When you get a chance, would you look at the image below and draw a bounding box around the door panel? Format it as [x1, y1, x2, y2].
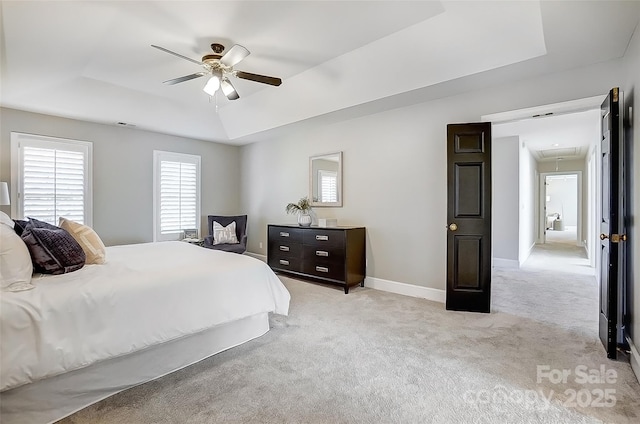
[446, 123, 492, 313]
[599, 87, 625, 359]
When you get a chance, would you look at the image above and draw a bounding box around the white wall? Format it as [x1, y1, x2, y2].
[0, 108, 241, 246]
[492, 136, 520, 266]
[519, 143, 536, 264]
[240, 56, 626, 290]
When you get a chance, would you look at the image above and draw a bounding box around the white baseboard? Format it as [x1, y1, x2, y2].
[246, 252, 267, 262]
[493, 258, 520, 269]
[365, 276, 445, 304]
[254, 252, 445, 303]
[627, 335, 640, 384]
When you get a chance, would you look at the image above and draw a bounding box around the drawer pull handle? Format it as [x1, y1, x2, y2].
[279, 259, 290, 266]
[280, 232, 290, 237]
[279, 246, 290, 252]
[316, 250, 329, 257]
[316, 266, 329, 273]
[316, 235, 329, 241]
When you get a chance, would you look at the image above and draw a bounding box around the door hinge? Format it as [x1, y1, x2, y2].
[611, 234, 627, 243]
[613, 87, 619, 102]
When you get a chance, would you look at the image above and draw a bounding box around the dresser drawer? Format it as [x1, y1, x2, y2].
[303, 244, 344, 262]
[268, 254, 302, 273]
[269, 226, 303, 243]
[303, 260, 345, 281]
[302, 229, 345, 250]
[268, 239, 302, 258]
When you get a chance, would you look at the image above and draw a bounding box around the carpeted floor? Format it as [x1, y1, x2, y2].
[60, 266, 640, 424]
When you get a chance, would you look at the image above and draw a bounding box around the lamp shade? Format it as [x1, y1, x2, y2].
[203, 75, 220, 95]
[0, 182, 9, 206]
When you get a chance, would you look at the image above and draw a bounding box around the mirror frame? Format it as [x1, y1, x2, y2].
[309, 151, 343, 207]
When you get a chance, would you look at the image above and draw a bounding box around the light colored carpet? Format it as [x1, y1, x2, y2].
[60, 269, 640, 424]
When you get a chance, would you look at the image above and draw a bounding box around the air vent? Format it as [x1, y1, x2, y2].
[539, 147, 579, 158]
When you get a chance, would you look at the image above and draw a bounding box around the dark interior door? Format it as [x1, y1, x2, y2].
[446, 123, 492, 313]
[599, 87, 626, 359]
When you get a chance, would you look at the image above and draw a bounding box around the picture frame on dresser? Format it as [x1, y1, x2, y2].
[267, 224, 366, 294]
[183, 229, 198, 239]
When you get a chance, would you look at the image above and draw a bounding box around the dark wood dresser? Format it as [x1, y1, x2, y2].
[267, 224, 366, 293]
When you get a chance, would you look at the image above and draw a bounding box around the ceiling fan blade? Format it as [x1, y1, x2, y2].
[163, 72, 207, 85]
[221, 79, 240, 100]
[151, 45, 203, 65]
[235, 71, 282, 86]
[220, 44, 250, 67]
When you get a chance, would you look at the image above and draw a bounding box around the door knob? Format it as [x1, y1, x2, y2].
[449, 223, 458, 231]
[600, 233, 609, 240]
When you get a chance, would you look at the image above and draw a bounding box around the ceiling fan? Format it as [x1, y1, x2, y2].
[151, 43, 282, 100]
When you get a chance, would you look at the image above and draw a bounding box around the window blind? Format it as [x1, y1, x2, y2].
[319, 170, 338, 203]
[153, 151, 201, 241]
[159, 160, 198, 234]
[12, 133, 92, 226]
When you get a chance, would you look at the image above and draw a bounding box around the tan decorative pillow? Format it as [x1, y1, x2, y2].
[213, 221, 239, 245]
[58, 217, 106, 264]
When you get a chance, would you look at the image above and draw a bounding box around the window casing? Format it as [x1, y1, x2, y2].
[153, 151, 201, 242]
[11, 132, 93, 226]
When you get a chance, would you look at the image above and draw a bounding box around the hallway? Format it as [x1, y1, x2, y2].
[522, 226, 594, 276]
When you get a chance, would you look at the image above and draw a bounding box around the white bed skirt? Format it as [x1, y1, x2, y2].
[0, 312, 270, 424]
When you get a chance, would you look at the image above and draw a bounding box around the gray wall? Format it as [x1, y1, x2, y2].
[622, 21, 640, 379]
[492, 136, 520, 264]
[0, 108, 241, 246]
[240, 57, 626, 290]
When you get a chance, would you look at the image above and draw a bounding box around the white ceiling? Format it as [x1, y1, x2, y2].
[1, 1, 639, 145]
[493, 108, 602, 162]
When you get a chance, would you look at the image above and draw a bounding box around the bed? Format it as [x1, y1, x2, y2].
[0, 241, 290, 424]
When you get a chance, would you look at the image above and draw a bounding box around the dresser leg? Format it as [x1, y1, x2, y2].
[344, 286, 349, 294]
[360, 281, 364, 287]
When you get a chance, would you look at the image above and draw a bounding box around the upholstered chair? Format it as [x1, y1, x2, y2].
[203, 215, 247, 254]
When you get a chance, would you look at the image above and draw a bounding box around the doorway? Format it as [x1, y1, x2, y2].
[540, 172, 581, 246]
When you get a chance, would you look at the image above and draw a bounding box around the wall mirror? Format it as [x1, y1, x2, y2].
[310, 151, 342, 207]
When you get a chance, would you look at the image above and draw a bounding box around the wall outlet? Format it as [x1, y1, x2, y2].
[259, 242, 263, 249]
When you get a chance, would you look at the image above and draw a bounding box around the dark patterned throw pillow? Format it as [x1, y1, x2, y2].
[20, 218, 86, 275]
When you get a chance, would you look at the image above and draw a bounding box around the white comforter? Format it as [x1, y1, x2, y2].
[0, 241, 290, 392]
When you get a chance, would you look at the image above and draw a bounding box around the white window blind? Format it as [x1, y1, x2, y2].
[11, 133, 92, 226]
[319, 170, 338, 203]
[153, 151, 201, 241]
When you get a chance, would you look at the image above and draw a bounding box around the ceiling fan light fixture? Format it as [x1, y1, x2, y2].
[221, 78, 239, 100]
[203, 75, 220, 95]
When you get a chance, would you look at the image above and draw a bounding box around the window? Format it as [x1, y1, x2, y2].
[11, 132, 93, 225]
[153, 151, 201, 241]
[318, 170, 338, 203]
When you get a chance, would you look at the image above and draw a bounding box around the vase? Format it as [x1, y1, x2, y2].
[298, 213, 312, 227]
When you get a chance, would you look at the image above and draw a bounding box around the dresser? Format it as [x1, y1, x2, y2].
[267, 224, 366, 294]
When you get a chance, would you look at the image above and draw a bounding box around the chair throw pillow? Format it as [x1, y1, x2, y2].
[59, 217, 107, 264]
[20, 218, 86, 275]
[213, 221, 239, 245]
[0, 224, 34, 292]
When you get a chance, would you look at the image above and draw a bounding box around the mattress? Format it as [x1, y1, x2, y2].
[0, 241, 290, 392]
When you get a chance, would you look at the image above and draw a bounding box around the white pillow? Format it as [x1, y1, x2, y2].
[0, 224, 34, 292]
[0, 211, 14, 229]
[213, 221, 239, 245]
